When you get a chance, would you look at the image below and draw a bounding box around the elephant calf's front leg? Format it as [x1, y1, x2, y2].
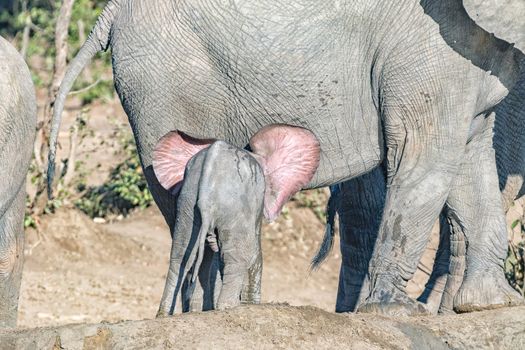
[182, 246, 220, 312]
[359, 117, 466, 316]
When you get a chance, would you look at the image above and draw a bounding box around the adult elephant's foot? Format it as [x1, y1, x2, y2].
[453, 272, 524, 313]
[335, 271, 371, 313]
[358, 289, 430, 317]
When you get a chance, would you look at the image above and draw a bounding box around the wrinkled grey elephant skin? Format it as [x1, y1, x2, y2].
[48, 0, 524, 316]
[326, 62, 525, 314]
[0, 36, 37, 328]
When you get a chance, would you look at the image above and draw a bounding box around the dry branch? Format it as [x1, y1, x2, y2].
[31, 0, 76, 214]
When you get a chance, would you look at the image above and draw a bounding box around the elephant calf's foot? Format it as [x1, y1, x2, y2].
[454, 272, 524, 313]
[358, 289, 429, 317]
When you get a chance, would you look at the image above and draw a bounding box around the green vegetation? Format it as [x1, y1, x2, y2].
[1, 0, 112, 101]
[506, 219, 525, 296]
[75, 134, 154, 219]
[292, 189, 328, 223]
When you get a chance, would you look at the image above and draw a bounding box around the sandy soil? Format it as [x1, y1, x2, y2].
[7, 303, 525, 349]
[17, 199, 343, 328]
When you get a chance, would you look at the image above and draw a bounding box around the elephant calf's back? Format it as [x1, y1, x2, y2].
[197, 142, 265, 221]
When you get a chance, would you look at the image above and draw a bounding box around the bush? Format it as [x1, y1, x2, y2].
[1, 0, 112, 97]
[506, 220, 525, 296]
[291, 188, 329, 223]
[75, 136, 153, 219]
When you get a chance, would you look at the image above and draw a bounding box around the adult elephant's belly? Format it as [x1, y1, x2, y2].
[111, 1, 382, 188]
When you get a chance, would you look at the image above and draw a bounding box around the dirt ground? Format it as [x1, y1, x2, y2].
[18, 198, 347, 328]
[7, 304, 525, 350]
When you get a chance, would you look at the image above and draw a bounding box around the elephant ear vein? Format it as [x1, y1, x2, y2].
[250, 124, 320, 221]
[152, 131, 214, 195]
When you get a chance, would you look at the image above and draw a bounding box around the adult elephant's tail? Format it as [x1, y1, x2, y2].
[47, 0, 123, 198]
[311, 185, 339, 270]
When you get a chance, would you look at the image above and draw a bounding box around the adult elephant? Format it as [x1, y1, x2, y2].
[49, 0, 524, 316]
[324, 57, 525, 314]
[326, 61, 525, 315]
[0, 36, 37, 327]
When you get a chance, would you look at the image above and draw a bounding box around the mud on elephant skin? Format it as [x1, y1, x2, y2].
[0, 36, 37, 328]
[48, 0, 524, 316]
[155, 125, 320, 314]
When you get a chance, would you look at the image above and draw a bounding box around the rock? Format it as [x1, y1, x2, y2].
[2, 304, 525, 349]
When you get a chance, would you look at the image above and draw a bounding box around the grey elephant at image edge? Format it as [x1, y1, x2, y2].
[153, 126, 319, 314]
[0, 36, 37, 328]
[48, 0, 525, 315]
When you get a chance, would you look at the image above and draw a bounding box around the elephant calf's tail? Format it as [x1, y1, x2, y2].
[47, 0, 123, 198]
[310, 186, 339, 270]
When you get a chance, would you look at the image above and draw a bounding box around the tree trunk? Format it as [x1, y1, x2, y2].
[32, 0, 76, 213]
[19, 0, 30, 60]
[41, 0, 76, 164]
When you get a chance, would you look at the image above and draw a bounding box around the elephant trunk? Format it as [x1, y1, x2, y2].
[47, 0, 121, 198]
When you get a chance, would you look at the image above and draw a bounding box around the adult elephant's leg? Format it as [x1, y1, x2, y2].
[143, 167, 177, 231]
[335, 167, 385, 312]
[0, 187, 25, 328]
[416, 213, 451, 314]
[358, 103, 467, 316]
[447, 117, 523, 313]
[438, 207, 466, 314]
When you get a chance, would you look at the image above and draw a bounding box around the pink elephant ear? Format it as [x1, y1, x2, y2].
[153, 131, 214, 195]
[250, 125, 320, 221]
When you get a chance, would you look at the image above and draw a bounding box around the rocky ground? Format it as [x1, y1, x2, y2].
[5, 304, 525, 349]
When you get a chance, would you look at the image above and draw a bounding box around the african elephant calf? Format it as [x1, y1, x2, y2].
[0, 36, 37, 327]
[155, 125, 320, 314]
